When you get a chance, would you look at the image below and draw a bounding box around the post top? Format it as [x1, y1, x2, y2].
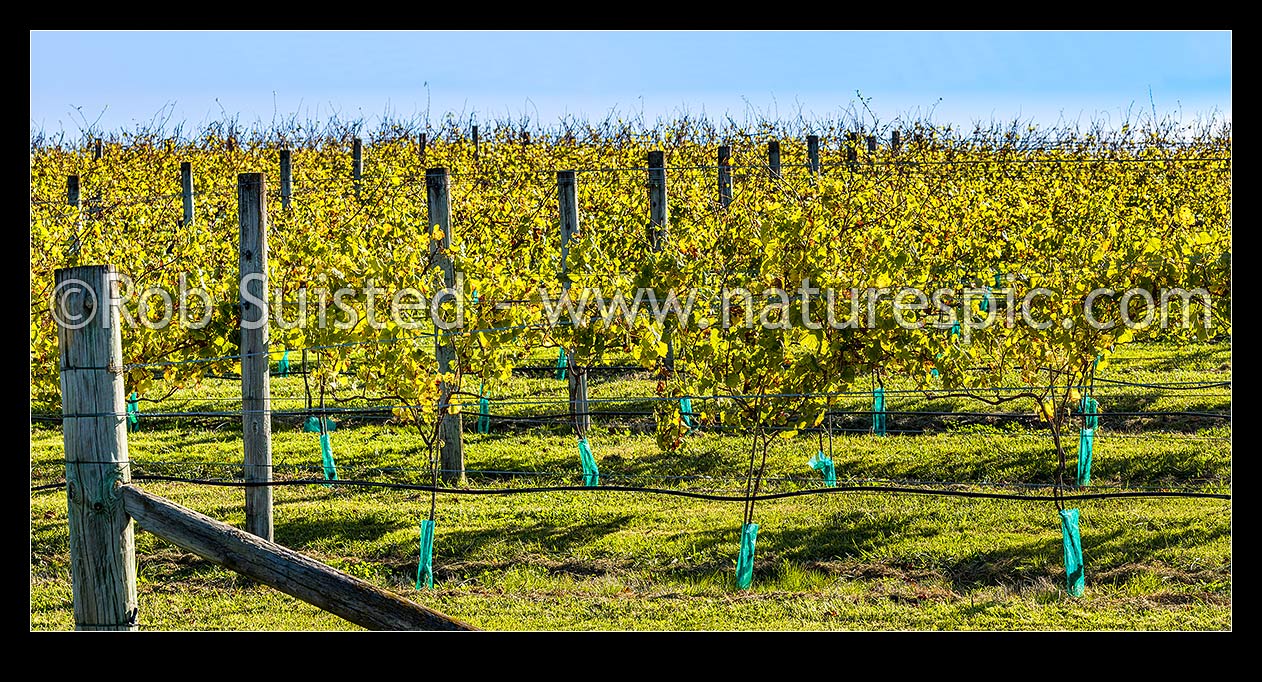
[54, 263, 115, 280]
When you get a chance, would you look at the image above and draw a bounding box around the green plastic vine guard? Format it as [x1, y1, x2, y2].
[303, 416, 337, 433]
[1060, 508, 1086, 598]
[319, 432, 339, 483]
[416, 519, 435, 590]
[478, 395, 491, 434]
[277, 349, 290, 377]
[126, 392, 140, 432]
[1078, 390, 1099, 487]
[735, 522, 760, 590]
[680, 396, 695, 429]
[808, 451, 836, 486]
[1080, 395, 1099, 429]
[555, 347, 567, 380]
[1077, 428, 1094, 486]
[872, 387, 886, 436]
[578, 438, 600, 487]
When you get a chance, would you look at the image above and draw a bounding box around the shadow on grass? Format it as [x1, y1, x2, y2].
[442, 514, 637, 558]
[276, 513, 411, 549]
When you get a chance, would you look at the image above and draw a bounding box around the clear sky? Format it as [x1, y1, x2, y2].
[29, 30, 1231, 136]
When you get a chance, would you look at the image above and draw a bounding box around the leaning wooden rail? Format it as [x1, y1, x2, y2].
[121, 485, 475, 631]
[55, 263, 474, 631]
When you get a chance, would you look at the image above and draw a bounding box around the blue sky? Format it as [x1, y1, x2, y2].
[29, 31, 1231, 136]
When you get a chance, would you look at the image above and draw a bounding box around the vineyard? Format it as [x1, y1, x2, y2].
[29, 116, 1232, 630]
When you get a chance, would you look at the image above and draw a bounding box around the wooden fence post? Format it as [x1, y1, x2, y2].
[419, 133, 427, 164]
[717, 145, 732, 208]
[557, 170, 590, 435]
[279, 149, 292, 210]
[807, 135, 820, 175]
[648, 150, 667, 250]
[891, 130, 901, 154]
[472, 126, 479, 160]
[558, 171, 578, 289]
[238, 173, 273, 541]
[353, 137, 363, 200]
[180, 162, 194, 227]
[56, 264, 138, 630]
[427, 168, 465, 484]
[846, 132, 859, 169]
[89, 139, 103, 218]
[66, 176, 83, 256]
[646, 150, 673, 369]
[767, 141, 781, 178]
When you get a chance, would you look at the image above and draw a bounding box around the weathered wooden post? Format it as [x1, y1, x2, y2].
[427, 168, 465, 484]
[647, 150, 673, 369]
[807, 135, 820, 175]
[353, 137, 363, 200]
[558, 171, 578, 288]
[891, 130, 901, 153]
[238, 173, 273, 541]
[419, 133, 428, 164]
[89, 139, 103, 218]
[472, 125, 479, 160]
[180, 162, 195, 227]
[56, 264, 138, 630]
[846, 132, 859, 169]
[557, 170, 590, 434]
[767, 140, 781, 178]
[66, 171, 83, 243]
[66, 176, 83, 256]
[717, 145, 732, 208]
[648, 150, 667, 250]
[279, 149, 292, 210]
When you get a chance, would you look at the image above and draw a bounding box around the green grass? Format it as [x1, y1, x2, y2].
[29, 341, 1231, 630]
